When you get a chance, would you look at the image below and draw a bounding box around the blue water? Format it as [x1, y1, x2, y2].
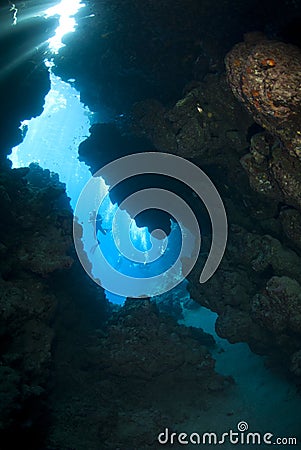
[10, 71, 92, 210]
[7, 0, 192, 303]
[9, 68, 185, 303]
[7, 4, 301, 444]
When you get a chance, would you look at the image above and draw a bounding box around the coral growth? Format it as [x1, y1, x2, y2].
[189, 226, 301, 362]
[225, 32, 301, 158]
[94, 298, 219, 383]
[0, 164, 74, 434]
[130, 40, 301, 376]
[132, 75, 252, 163]
[47, 299, 230, 450]
[240, 131, 301, 210]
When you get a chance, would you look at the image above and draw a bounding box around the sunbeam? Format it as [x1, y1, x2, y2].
[44, 0, 85, 53]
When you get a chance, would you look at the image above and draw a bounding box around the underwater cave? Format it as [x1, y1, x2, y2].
[1, 0, 301, 448]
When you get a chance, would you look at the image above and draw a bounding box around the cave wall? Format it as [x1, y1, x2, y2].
[52, 0, 301, 114]
[0, 4, 111, 446]
[49, 0, 301, 378]
[1, 0, 301, 447]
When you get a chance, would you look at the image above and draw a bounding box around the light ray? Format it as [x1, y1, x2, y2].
[44, 0, 85, 53]
[0, 41, 48, 80]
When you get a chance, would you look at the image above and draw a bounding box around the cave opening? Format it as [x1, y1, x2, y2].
[8, 63, 194, 303]
[3, 0, 301, 447]
[8, 0, 198, 305]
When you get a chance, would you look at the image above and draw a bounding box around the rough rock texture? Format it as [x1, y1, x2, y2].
[0, 163, 111, 448]
[47, 298, 230, 450]
[0, 164, 74, 439]
[128, 39, 301, 376]
[189, 226, 301, 365]
[251, 276, 301, 335]
[53, 0, 301, 115]
[95, 299, 218, 382]
[2, 0, 301, 447]
[241, 132, 301, 210]
[280, 208, 301, 251]
[207, 34, 301, 370]
[130, 71, 280, 237]
[152, 282, 202, 322]
[132, 75, 253, 163]
[225, 33, 301, 159]
[225, 35, 301, 226]
[224, 33, 301, 253]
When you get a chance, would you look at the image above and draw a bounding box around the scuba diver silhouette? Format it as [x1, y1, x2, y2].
[89, 211, 110, 254]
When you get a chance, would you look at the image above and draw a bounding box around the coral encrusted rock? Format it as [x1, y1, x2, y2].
[225, 32, 301, 159]
[0, 163, 74, 434]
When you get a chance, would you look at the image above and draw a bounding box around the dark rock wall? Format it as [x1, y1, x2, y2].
[1, 0, 301, 448]
[0, 164, 110, 447]
[58, 0, 301, 380]
[0, 4, 110, 447]
[53, 0, 301, 114]
[0, 7, 58, 444]
[132, 54, 301, 374]
[46, 298, 230, 450]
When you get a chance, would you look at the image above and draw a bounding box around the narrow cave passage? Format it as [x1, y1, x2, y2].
[9, 64, 189, 302]
[2, 0, 301, 448]
[9, 69, 93, 209]
[8, 0, 193, 303]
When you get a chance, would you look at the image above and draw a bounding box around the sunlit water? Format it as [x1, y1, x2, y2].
[44, 0, 85, 53]
[9, 67, 184, 302]
[8, 0, 185, 303]
[10, 71, 92, 210]
[5, 0, 301, 443]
